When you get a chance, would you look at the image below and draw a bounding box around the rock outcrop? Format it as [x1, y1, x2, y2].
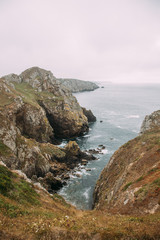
[57, 78, 99, 93]
[0, 67, 96, 192]
[82, 107, 96, 122]
[93, 111, 160, 215]
[2, 67, 89, 139]
[140, 110, 160, 134]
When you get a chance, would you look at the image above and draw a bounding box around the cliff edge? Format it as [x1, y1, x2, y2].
[0, 67, 96, 192]
[93, 111, 160, 215]
[57, 78, 99, 93]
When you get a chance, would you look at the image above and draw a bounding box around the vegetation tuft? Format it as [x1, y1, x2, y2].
[0, 165, 40, 206]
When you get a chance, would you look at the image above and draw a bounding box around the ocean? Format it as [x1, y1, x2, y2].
[58, 83, 160, 210]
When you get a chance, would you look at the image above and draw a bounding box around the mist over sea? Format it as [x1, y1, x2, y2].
[59, 82, 160, 209]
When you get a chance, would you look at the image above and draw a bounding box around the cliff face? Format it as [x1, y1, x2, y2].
[93, 111, 160, 215]
[0, 67, 96, 191]
[57, 78, 99, 93]
[140, 110, 160, 134]
[2, 67, 89, 139]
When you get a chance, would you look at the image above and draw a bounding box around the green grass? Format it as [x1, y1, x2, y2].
[0, 165, 14, 194]
[152, 178, 160, 187]
[136, 176, 144, 182]
[13, 82, 39, 107]
[0, 141, 12, 156]
[0, 197, 29, 218]
[134, 186, 148, 200]
[0, 94, 13, 106]
[122, 182, 133, 191]
[52, 194, 70, 207]
[13, 82, 63, 108]
[0, 165, 40, 206]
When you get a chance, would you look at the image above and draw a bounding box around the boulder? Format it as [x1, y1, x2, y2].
[82, 107, 96, 122]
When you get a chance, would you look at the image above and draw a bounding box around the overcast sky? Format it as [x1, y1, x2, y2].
[0, 0, 160, 83]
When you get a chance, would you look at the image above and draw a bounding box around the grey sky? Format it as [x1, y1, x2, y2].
[0, 0, 160, 83]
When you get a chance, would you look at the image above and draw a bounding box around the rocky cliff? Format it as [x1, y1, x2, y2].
[93, 111, 160, 215]
[2, 67, 90, 139]
[57, 78, 99, 93]
[0, 67, 96, 191]
[140, 110, 160, 134]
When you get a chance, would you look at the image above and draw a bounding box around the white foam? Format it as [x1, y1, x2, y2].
[101, 149, 108, 154]
[90, 135, 101, 140]
[58, 142, 67, 148]
[83, 187, 91, 199]
[126, 115, 140, 119]
[117, 125, 123, 129]
[132, 129, 139, 133]
[83, 134, 91, 138]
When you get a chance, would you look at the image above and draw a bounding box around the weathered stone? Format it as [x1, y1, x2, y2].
[82, 107, 96, 122]
[140, 110, 160, 134]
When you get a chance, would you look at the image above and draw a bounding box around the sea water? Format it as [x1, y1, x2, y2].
[58, 83, 160, 210]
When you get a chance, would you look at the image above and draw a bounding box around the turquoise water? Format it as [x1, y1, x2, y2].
[59, 83, 160, 210]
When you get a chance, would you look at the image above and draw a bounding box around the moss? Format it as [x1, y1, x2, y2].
[0, 141, 12, 156]
[122, 182, 133, 191]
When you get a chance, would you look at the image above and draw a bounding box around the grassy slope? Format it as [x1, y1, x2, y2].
[0, 165, 160, 240]
[0, 81, 63, 109]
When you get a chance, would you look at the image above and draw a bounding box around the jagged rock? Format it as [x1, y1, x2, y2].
[16, 103, 54, 142]
[42, 172, 64, 192]
[140, 110, 160, 134]
[2, 67, 90, 139]
[81, 159, 88, 165]
[3, 73, 22, 83]
[65, 141, 81, 157]
[82, 107, 96, 122]
[0, 67, 97, 193]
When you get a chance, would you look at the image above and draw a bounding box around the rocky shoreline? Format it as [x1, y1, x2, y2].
[0, 66, 98, 194]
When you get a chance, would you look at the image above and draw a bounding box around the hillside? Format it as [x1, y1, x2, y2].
[93, 111, 160, 215]
[0, 163, 160, 240]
